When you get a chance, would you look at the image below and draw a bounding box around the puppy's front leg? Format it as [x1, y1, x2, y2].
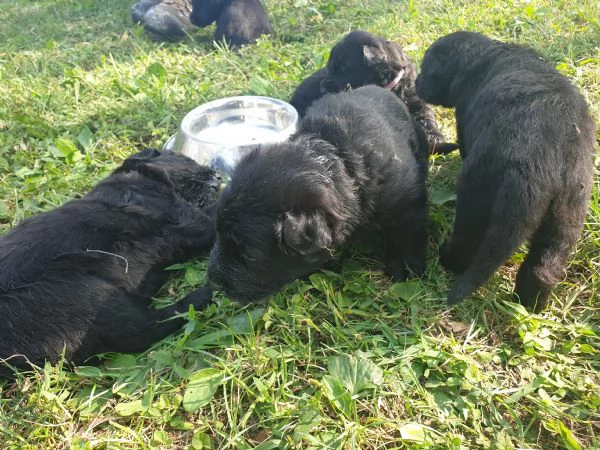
[165, 210, 216, 257]
[381, 201, 428, 281]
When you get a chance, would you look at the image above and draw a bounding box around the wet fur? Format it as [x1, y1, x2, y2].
[209, 86, 429, 302]
[416, 31, 596, 311]
[0, 149, 219, 377]
[190, 0, 272, 48]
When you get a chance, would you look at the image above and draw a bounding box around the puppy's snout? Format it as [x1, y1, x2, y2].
[415, 75, 423, 95]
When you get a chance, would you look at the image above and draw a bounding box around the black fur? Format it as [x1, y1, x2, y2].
[208, 86, 429, 302]
[289, 68, 327, 117]
[290, 30, 457, 155]
[190, 0, 272, 48]
[416, 31, 596, 311]
[0, 149, 220, 377]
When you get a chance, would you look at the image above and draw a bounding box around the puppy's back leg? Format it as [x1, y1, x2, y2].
[515, 195, 589, 311]
[447, 172, 547, 305]
[440, 173, 496, 273]
[85, 288, 214, 358]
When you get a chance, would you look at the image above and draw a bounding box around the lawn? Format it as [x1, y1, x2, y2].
[0, 0, 599, 448]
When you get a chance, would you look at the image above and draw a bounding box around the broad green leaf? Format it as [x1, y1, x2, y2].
[292, 405, 323, 443]
[226, 308, 265, 334]
[146, 62, 167, 79]
[169, 417, 195, 430]
[115, 399, 147, 416]
[327, 354, 383, 396]
[106, 354, 138, 371]
[321, 374, 354, 418]
[254, 439, 281, 450]
[184, 265, 204, 286]
[186, 330, 234, 349]
[183, 368, 224, 412]
[74, 366, 104, 378]
[52, 137, 78, 157]
[309, 273, 331, 293]
[492, 428, 514, 450]
[77, 126, 93, 151]
[398, 423, 429, 443]
[152, 430, 173, 446]
[389, 280, 423, 301]
[70, 438, 92, 450]
[190, 431, 211, 449]
[149, 350, 173, 365]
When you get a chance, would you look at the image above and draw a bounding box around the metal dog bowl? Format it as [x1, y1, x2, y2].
[164, 96, 299, 181]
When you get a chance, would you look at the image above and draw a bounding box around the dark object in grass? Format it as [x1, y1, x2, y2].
[416, 31, 596, 311]
[132, 0, 162, 22]
[0, 149, 220, 378]
[208, 86, 429, 302]
[289, 30, 458, 155]
[190, 0, 272, 49]
[131, 0, 196, 41]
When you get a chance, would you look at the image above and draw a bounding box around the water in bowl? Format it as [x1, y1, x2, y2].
[195, 121, 283, 147]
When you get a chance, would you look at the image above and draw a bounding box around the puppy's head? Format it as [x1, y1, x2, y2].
[322, 30, 416, 93]
[190, 0, 222, 27]
[117, 149, 221, 208]
[416, 31, 493, 107]
[208, 140, 354, 302]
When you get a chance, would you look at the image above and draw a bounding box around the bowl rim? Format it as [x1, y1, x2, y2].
[178, 95, 299, 144]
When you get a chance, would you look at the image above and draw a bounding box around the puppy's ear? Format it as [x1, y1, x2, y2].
[276, 210, 332, 260]
[119, 148, 161, 171]
[130, 148, 162, 159]
[117, 151, 175, 189]
[362, 44, 387, 67]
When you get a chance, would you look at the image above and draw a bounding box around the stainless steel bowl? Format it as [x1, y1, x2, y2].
[164, 96, 298, 181]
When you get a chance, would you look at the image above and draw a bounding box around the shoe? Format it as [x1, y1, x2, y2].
[131, 0, 162, 23]
[143, 0, 195, 40]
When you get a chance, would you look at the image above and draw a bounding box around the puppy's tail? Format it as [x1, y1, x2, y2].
[447, 172, 546, 305]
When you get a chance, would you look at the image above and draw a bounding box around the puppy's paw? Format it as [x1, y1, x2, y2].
[446, 282, 469, 307]
[439, 240, 468, 273]
[177, 287, 214, 313]
[385, 257, 424, 282]
[513, 285, 550, 313]
[445, 292, 464, 308]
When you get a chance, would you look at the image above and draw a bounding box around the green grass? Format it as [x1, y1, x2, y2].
[1, 0, 599, 448]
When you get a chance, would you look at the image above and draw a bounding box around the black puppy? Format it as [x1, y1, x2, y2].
[290, 30, 456, 154]
[208, 85, 429, 302]
[190, 0, 272, 48]
[416, 31, 595, 311]
[0, 149, 220, 377]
